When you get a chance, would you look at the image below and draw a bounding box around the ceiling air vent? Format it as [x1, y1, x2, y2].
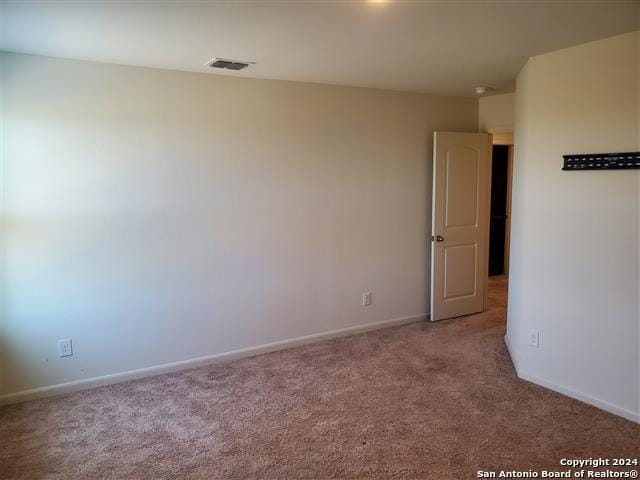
[206, 58, 255, 71]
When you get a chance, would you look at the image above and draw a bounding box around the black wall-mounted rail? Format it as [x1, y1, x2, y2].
[562, 152, 640, 171]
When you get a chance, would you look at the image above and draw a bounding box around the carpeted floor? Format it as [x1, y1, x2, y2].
[1, 276, 638, 479]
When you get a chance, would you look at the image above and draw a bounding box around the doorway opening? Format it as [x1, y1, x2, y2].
[488, 134, 514, 278]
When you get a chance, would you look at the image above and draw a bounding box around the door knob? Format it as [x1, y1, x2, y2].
[431, 235, 444, 242]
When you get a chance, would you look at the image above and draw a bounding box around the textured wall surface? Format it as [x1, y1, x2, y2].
[507, 31, 640, 420]
[1, 53, 478, 396]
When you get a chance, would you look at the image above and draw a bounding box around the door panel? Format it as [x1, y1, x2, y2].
[443, 244, 477, 299]
[431, 132, 490, 321]
[445, 148, 479, 227]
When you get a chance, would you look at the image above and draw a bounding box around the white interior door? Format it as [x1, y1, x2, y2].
[430, 132, 490, 321]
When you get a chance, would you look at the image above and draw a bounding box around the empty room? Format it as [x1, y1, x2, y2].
[1, 1, 639, 479]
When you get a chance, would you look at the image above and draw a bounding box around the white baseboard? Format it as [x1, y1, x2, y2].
[0, 313, 427, 406]
[504, 335, 639, 424]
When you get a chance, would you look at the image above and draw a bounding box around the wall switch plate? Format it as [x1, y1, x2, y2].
[58, 338, 73, 357]
[362, 292, 372, 306]
[528, 330, 539, 348]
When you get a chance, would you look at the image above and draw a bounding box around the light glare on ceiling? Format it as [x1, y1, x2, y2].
[474, 86, 493, 95]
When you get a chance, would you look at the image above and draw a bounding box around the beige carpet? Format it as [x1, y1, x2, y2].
[1, 277, 638, 479]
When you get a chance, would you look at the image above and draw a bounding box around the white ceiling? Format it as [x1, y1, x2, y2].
[1, 1, 638, 97]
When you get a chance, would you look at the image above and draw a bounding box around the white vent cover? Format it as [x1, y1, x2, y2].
[206, 58, 255, 71]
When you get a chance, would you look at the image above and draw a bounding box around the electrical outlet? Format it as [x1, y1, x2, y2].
[528, 330, 539, 348]
[362, 292, 372, 306]
[58, 338, 73, 357]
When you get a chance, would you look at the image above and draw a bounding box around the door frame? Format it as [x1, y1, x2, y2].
[490, 132, 514, 277]
[483, 139, 493, 311]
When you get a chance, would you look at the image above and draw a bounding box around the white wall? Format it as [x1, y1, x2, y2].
[507, 31, 640, 422]
[0, 53, 478, 398]
[478, 93, 515, 134]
